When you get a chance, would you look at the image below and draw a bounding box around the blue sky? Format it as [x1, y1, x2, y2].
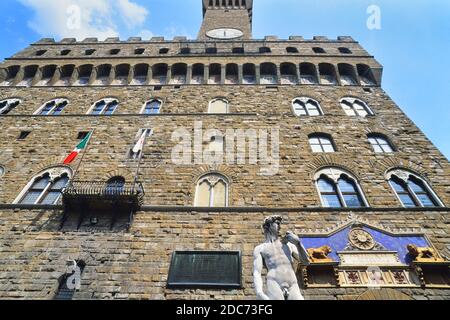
[0, 0, 449, 160]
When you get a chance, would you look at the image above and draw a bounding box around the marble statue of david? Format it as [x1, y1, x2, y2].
[253, 215, 310, 300]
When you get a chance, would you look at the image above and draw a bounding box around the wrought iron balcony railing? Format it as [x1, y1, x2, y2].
[62, 181, 145, 211]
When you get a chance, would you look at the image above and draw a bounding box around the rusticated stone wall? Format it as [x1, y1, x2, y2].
[0, 208, 448, 300]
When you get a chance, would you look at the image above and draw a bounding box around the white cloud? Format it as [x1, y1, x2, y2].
[117, 0, 148, 28]
[18, 0, 149, 40]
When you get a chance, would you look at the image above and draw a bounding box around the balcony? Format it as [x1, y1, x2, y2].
[63, 180, 144, 210]
[61, 180, 144, 231]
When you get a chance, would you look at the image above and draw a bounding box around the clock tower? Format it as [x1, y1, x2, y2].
[198, 0, 253, 40]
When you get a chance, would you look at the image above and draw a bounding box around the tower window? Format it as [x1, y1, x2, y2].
[339, 47, 352, 54]
[208, 98, 229, 114]
[0, 99, 21, 115]
[292, 97, 322, 117]
[85, 49, 96, 56]
[315, 168, 367, 208]
[259, 47, 271, 54]
[309, 134, 336, 153]
[35, 50, 47, 56]
[15, 167, 72, 205]
[206, 47, 217, 54]
[286, 47, 299, 53]
[313, 47, 326, 54]
[195, 174, 229, 207]
[159, 48, 169, 54]
[340, 97, 373, 117]
[134, 48, 145, 55]
[232, 47, 244, 54]
[110, 49, 120, 55]
[18, 131, 31, 140]
[60, 49, 71, 56]
[36, 99, 69, 116]
[387, 169, 442, 208]
[368, 134, 394, 153]
[89, 98, 119, 115]
[142, 99, 162, 114]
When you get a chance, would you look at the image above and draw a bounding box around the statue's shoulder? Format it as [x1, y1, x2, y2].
[253, 243, 266, 255]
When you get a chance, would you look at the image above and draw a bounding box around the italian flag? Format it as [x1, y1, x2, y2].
[63, 132, 92, 164]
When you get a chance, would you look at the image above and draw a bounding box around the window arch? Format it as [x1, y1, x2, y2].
[386, 169, 442, 208]
[89, 98, 119, 115]
[194, 174, 229, 207]
[141, 99, 162, 114]
[15, 167, 72, 205]
[315, 168, 368, 208]
[105, 176, 126, 194]
[36, 99, 69, 115]
[340, 97, 373, 117]
[309, 133, 336, 153]
[368, 134, 394, 153]
[292, 97, 323, 117]
[0, 98, 21, 115]
[208, 98, 229, 114]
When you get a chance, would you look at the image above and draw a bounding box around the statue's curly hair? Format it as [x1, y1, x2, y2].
[263, 215, 283, 232]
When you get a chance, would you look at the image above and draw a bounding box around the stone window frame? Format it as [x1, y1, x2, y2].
[291, 97, 323, 117]
[34, 98, 69, 116]
[208, 97, 229, 114]
[340, 97, 374, 117]
[87, 98, 119, 115]
[14, 166, 72, 205]
[386, 169, 443, 208]
[308, 133, 336, 153]
[0, 98, 21, 115]
[194, 173, 229, 208]
[314, 167, 369, 208]
[140, 99, 163, 115]
[367, 133, 395, 153]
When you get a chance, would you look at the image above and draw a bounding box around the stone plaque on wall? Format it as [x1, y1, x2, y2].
[167, 251, 242, 289]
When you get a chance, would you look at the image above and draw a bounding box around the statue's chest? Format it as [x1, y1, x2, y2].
[262, 243, 292, 264]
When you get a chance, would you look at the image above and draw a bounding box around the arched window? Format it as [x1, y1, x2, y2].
[387, 169, 442, 208]
[0, 166, 5, 178]
[368, 134, 394, 153]
[36, 99, 68, 115]
[195, 174, 228, 207]
[208, 98, 229, 114]
[286, 47, 299, 53]
[340, 97, 373, 117]
[292, 97, 322, 117]
[105, 176, 125, 195]
[315, 168, 367, 208]
[89, 98, 119, 115]
[309, 134, 336, 153]
[0, 98, 21, 115]
[259, 47, 271, 54]
[142, 99, 162, 114]
[15, 167, 71, 205]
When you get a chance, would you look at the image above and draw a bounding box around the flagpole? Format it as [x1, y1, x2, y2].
[132, 129, 150, 193]
[71, 129, 95, 185]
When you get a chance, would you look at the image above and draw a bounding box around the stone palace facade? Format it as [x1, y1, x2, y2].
[0, 0, 448, 300]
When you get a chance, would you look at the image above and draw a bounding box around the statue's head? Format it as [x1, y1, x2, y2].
[263, 215, 283, 239]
